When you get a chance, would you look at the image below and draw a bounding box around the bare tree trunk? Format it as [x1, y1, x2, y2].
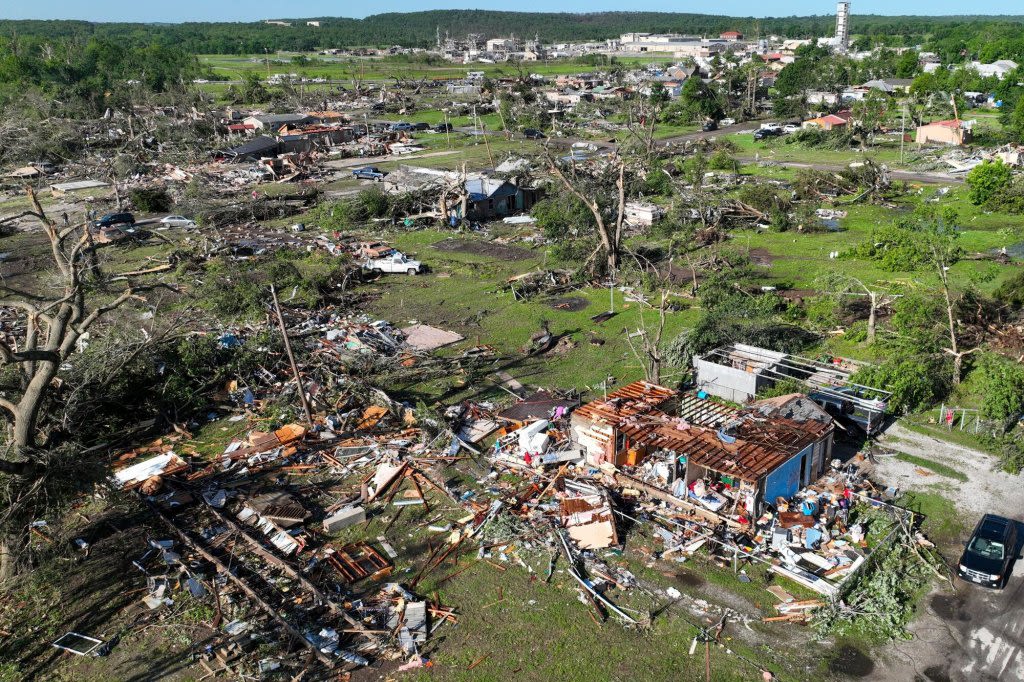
[939, 267, 963, 385]
[867, 291, 877, 345]
[546, 155, 623, 273]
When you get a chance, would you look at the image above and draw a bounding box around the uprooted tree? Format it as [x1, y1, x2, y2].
[0, 189, 172, 579]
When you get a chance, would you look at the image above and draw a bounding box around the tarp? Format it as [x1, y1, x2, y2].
[401, 324, 464, 351]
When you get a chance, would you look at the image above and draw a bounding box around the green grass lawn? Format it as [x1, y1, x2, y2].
[358, 229, 699, 403]
[892, 453, 969, 482]
[727, 131, 909, 167]
[897, 490, 968, 546]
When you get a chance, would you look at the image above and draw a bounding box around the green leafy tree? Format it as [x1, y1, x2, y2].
[977, 354, 1024, 424]
[1008, 103, 1024, 144]
[966, 159, 1013, 205]
[850, 90, 888, 149]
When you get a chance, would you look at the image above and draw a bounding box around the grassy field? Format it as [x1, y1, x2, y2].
[199, 53, 664, 85]
[359, 228, 699, 404]
[727, 130, 909, 167]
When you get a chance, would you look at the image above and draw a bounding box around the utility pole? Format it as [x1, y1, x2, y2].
[270, 284, 314, 428]
[900, 101, 906, 164]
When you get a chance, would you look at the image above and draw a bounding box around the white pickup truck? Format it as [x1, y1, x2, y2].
[363, 252, 423, 275]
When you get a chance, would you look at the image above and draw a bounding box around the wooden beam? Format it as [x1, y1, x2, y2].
[202, 504, 378, 643]
[147, 503, 336, 668]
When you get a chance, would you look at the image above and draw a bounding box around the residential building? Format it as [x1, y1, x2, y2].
[802, 113, 850, 131]
[243, 113, 315, 132]
[570, 382, 836, 516]
[218, 135, 279, 162]
[916, 119, 973, 146]
[569, 381, 679, 468]
[968, 60, 1018, 79]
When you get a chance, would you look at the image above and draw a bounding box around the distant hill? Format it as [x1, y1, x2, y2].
[1, 11, 1023, 53]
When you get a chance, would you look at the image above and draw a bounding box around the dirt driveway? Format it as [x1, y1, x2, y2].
[867, 423, 1024, 682]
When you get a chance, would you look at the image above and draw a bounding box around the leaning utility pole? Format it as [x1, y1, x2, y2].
[270, 283, 314, 427]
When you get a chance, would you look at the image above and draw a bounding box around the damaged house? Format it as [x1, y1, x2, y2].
[217, 135, 280, 162]
[694, 343, 890, 435]
[383, 166, 541, 221]
[243, 113, 315, 132]
[571, 382, 835, 517]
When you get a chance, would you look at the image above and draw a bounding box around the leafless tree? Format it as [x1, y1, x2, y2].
[0, 189, 173, 578]
[624, 289, 670, 383]
[820, 274, 902, 344]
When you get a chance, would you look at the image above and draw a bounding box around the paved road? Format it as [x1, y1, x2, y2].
[658, 120, 763, 145]
[868, 424, 1024, 682]
[910, 539, 1024, 682]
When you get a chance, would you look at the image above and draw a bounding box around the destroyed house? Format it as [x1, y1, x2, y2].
[276, 125, 351, 153]
[243, 113, 315, 132]
[570, 381, 679, 467]
[218, 135, 279, 162]
[384, 166, 540, 220]
[621, 394, 835, 516]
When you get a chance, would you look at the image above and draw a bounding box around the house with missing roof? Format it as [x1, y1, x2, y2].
[570, 381, 835, 517]
[916, 119, 973, 146]
[382, 166, 542, 220]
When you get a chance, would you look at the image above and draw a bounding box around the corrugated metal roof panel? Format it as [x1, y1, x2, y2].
[574, 381, 677, 426]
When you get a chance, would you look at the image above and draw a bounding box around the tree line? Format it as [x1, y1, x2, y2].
[0, 34, 203, 112]
[1, 12, 1024, 54]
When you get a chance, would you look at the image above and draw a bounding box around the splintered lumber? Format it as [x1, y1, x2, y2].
[325, 542, 392, 582]
[610, 470, 741, 529]
[147, 503, 336, 668]
[202, 504, 377, 643]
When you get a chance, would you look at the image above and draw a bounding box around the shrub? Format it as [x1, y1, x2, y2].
[966, 159, 1012, 206]
[976, 354, 1024, 424]
[130, 187, 173, 213]
[707, 150, 738, 172]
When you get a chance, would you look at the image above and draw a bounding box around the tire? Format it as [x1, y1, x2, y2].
[371, 268, 382, 275]
[407, 268, 417, 275]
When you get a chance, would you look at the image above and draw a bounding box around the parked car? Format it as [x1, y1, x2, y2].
[719, 117, 736, 127]
[390, 122, 414, 132]
[159, 215, 196, 228]
[363, 252, 423, 275]
[433, 123, 453, 133]
[753, 128, 782, 141]
[957, 514, 1019, 588]
[352, 167, 387, 181]
[411, 122, 430, 131]
[94, 212, 135, 228]
[522, 128, 546, 140]
[702, 120, 718, 132]
[782, 124, 800, 134]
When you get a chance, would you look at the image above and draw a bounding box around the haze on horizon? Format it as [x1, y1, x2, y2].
[3, 1, 1023, 24]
